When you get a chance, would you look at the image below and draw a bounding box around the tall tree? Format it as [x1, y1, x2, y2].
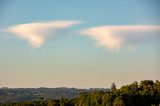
[111, 83, 116, 91]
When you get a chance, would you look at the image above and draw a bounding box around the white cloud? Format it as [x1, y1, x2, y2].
[3, 21, 81, 48]
[82, 25, 160, 51]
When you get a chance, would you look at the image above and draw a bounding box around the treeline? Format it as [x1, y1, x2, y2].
[1, 80, 160, 106]
[0, 87, 108, 103]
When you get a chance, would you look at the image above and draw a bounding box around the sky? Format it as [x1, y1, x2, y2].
[0, 0, 160, 88]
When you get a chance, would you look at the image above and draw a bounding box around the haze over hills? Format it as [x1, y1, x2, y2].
[0, 87, 109, 103]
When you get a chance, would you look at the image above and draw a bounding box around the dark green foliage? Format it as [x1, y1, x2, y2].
[1, 80, 160, 106]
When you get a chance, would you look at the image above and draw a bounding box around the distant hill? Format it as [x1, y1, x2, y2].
[0, 87, 109, 103]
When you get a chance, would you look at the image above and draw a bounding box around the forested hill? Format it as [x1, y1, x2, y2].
[1, 80, 160, 106]
[0, 87, 109, 103]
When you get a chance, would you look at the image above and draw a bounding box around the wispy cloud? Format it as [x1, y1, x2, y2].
[2, 21, 81, 48]
[82, 25, 160, 51]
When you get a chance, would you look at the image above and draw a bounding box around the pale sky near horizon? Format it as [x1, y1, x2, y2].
[0, 0, 160, 88]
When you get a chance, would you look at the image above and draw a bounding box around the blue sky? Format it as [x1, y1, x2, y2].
[0, 0, 160, 88]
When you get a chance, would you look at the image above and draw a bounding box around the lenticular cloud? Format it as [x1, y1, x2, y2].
[82, 25, 160, 51]
[3, 21, 81, 48]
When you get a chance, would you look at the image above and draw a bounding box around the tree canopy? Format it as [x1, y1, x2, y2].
[0, 80, 160, 106]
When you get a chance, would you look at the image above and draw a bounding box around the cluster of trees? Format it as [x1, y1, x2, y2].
[73, 80, 160, 106]
[0, 80, 160, 106]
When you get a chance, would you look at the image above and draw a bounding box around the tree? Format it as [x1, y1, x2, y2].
[47, 99, 53, 106]
[113, 97, 125, 106]
[111, 83, 116, 91]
